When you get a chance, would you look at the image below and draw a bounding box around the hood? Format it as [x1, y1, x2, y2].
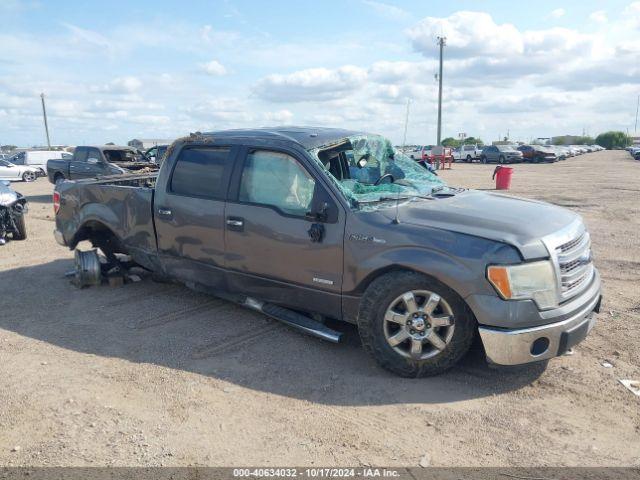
[381, 189, 580, 259]
[0, 183, 19, 206]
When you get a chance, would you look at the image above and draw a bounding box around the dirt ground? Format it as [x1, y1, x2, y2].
[0, 150, 638, 467]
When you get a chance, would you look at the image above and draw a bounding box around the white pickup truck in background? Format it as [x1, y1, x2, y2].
[452, 144, 483, 162]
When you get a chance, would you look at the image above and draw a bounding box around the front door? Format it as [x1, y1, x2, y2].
[0, 160, 21, 180]
[154, 145, 236, 289]
[224, 147, 345, 318]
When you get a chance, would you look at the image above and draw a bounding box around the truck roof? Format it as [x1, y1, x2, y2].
[202, 126, 365, 150]
[77, 145, 136, 151]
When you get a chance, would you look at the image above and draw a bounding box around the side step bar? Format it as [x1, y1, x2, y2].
[243, 297, 342, 343]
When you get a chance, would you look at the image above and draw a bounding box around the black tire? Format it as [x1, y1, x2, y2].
[466, 155, 472, 163]
[357, 271, 476, 377]
[54, 174, 65, 185]
[12, 213, 27, 240]
[498, 155, 506, 164]
[480, 155, 487, 164]
[22, 171, 36, 182]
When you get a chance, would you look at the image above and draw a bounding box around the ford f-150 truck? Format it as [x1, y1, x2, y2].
[47, 145, 157, 184]
[52, 127, 602, 377]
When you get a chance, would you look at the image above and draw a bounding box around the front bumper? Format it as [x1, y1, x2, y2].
[478, 289, 602, 366]
[53, 228, 66, 246]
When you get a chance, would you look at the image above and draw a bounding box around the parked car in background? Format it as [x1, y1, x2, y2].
[480, 145, 523, 164]
[407, 145, 433, 162]
[0, 179, 28, 244]
[453, 144, 483, 162]
[0, 159, 39, 182]
[517, 145, 557, 163]
[53, 126, 601, 377]
[554, 146, 571, 160]
[47, 145, 158, 184]
[567, 146, 582, 156]
[8, 150, 72, 176]
[144, 145, 169, 164]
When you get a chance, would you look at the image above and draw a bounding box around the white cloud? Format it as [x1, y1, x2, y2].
[589, 10, 608, 23]
[199, 60, 228, 76]
[90, 76, 143, 94]
[254, 66, 368, 102]
[407, 11, 524, 58]
[624, 1, 640, 29]
[550, 8, 565, 18]
[362, 1, 410, 21]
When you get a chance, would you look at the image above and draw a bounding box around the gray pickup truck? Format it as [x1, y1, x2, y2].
[47, 145, 157, 184]
[52, 127, 601, 377]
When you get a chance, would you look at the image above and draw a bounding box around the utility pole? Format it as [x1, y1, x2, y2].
[436, 36, 446, 146]
[635, 94, 639, 133]
[402, 98, 411, 150]
[40, 93, 51, 149]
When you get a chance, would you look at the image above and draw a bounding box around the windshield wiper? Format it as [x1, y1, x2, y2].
[356, 196, 411, 205]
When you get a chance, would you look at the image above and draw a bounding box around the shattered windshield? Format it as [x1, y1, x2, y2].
[309, 134, 445, 209]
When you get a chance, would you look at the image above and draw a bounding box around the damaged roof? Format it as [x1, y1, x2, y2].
[202, 126, 366, 150]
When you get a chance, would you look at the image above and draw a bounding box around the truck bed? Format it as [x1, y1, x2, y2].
[55, 173, 159, 269]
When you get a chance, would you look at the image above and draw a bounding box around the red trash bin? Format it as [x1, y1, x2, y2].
[492, 166, 513, 190]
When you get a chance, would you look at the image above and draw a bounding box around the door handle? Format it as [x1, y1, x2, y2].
[226, 217, 244, 231]
[157, 208, 172, 216]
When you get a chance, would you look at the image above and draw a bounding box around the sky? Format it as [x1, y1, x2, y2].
[0, 0, 639, 147]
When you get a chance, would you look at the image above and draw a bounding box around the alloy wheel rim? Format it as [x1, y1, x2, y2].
[24, 172, 35, 182]
[383, 290, 455, 360]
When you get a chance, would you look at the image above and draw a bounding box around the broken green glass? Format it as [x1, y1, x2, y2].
[309, 134, 445, 209]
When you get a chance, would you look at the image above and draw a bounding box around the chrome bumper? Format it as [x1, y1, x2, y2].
[53, 229, 66, 246]
[478, 290, 601, 366]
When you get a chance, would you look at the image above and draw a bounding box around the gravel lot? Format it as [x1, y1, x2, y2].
[0, 150, 638, 467]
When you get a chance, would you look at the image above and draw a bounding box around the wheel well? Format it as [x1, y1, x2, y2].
[354, 266, 478, 325]
[355, 266, 431, 296]
[54, 172, 64, 180]
[71, 221, 126, 257]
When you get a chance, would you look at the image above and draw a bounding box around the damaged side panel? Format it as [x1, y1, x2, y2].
[57, 176, 159, 270]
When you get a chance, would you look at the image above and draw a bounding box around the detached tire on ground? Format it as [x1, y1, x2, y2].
[12, 213, 27, 240]
[357, 271, 476, 377]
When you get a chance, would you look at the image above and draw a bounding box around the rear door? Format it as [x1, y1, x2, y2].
[224, 146, 345, 318]
[154, 145, 237, 289]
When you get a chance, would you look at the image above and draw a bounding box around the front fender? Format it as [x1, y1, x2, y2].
[349, 246, 482, 300]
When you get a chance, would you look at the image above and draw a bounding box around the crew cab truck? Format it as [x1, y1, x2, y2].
[47, 145, 157, 184]
[52, 127, 602, 377]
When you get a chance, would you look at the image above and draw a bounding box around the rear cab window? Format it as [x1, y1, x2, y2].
[170, 147, 231, 199]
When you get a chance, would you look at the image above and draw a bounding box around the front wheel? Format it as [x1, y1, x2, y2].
[357, 271, 476, 377]
[480, 156, 487, 164]
[498, 155, 505, 164]
[22, 171, 36, 182]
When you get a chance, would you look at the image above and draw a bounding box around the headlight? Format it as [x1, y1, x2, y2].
[487, 261, 558, 310]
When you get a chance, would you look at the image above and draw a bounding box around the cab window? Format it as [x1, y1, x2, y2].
[170, 147, 231, 199]
[239, 150, 315, 217]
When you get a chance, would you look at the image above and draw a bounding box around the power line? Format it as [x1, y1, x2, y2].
[635, 94, 639, 133]
[402, 98, 411, 150]
[40, 93, 51, 149]
[436, 36, 446, 146]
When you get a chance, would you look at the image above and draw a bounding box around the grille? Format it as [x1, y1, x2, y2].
[555, 231, 593, 301]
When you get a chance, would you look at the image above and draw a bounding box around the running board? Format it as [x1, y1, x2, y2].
[243, 297, 342, 343]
